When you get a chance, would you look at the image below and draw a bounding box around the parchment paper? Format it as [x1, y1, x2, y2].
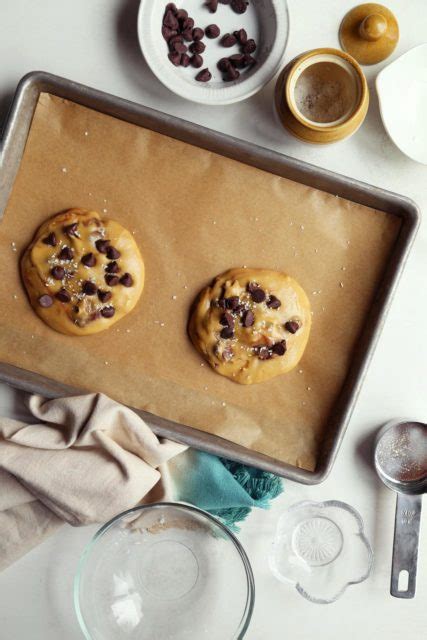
[0, 93, 401, 470]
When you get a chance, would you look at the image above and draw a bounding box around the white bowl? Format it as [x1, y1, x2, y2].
[137, 0, 289, 105]
[376, 44, 427, 165]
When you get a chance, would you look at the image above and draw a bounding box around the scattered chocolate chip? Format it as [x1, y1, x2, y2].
[242, 310, 255, 327]
[95, 239, 110, 254]
[243, 53, 256, 67]
[206, 0, 218, 12]
[285, 320, 300, 334]
[225, 65, 240, 81]
[51, 266, 65, 280]
[221, 33, 237, 47]
[191, 54, 203, 68]
[190, 41, 205, 54]
[182, 17, 194, 30]
[97, 289, 112, 303]
[231, 0, 248, 14]
[166, 2, 177, 12]
[250, 288, 266, 303]
[120, 273, 134, 287]
[266, 295, 281, 309]
[220, 326, 234, 339]
[218, 298, 227, 309]
[196, 68, 212, 82]
[169, 34, 184, 47]
[106, 246, 121, 260]
[42, 232, 57, 246]
[192, 27, 205, 41]
[163, 9, 179, 30]
[174, 42, 188, 54]
[247, 282, 259, 293]
[225, 296, 240, 310]
[182, 28, 193, 42]
[217, 57, 231, 71]
[168, 51, 181, 66]
[243, 38, 256, 54]
[220, 312, 234, 328]
[234, 28, 247, 44]
[176, 8, 188, 20]
[55, 288, 71, 303]
[106, 261, 120, 273]
[63, 222, 79, 238]
[162, 26, 177, 41]
[234, 303, 245, 315]
[101, 306, 115, 318]
[58, 246, 73, 261]
[81, 252, 96, 267]
[219, 0, 230, 3]
[206, 24, 220, 38]
[229, 53, 246, 68]
[181, 53, 191, 67]
[257, 345, 272, 360]
[38, 294, 53, 308]
[82, 280, 97, 296]
[272, 341, 287, 356]
[105, 274, 120, 286]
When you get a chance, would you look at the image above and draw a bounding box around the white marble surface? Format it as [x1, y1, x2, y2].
[0, 0, 426, 638]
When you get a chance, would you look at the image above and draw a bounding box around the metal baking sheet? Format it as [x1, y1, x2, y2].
[0, 71, 420, 484]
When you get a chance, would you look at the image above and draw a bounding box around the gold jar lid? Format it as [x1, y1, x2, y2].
[339, 3, 399, 65]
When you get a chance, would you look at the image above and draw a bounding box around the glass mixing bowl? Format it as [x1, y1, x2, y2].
[74, 503, 255, 639]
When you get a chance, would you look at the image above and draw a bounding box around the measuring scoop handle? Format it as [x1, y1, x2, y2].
[391, 493, 422, 598]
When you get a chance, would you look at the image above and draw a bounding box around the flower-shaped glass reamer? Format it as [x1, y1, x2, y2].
[269, 500, 373, 604]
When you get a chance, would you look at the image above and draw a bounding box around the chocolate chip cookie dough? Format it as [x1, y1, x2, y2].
[189, 268, 311, 384]
[21, 208, 144, 335]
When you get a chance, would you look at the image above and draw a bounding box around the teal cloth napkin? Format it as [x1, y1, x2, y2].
[169, 449, 283, 531]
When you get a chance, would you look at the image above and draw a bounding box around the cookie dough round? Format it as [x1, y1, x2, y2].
[21, 208, 144, 336]
[189, 268, 311, 384]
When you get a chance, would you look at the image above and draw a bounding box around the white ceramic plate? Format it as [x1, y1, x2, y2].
[376, 44, 427, 165]
[137, 0, 289, 105]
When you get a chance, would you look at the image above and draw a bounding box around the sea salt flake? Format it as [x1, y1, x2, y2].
[172, 295, 177, 300]
[339, 282, 344, 288]
[62, 167, 67, 173]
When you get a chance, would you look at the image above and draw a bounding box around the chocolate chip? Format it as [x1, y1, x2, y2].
[217, 57, 231, 71]
[242, 310, 254, 327]
[105, 274, 120, 286]
[229, 53, 246, 68]
[176, 8, 188, 20]
[51, 266, 65, 280]
[182, 28, 193, 42]
[168, 51, 181, 66]
[58, 246, 73, 261]
[174, 42, 188, 54]
[101, 306, 115, 318]
[221, 33, 237, 47]
[257, 345, 272, 360]
[55, 288, 71, 303]
[63, 222, 79, 237]
[106, 246, 121, 260]
[42, 232, 57, 246]
[247, 282, 259, 293]
[218, 0, 230, 3]
[97, 289, 112, 303]
[243, 54, 256, 67]
[220, 326, 234, 339]
[234, 28, 247, 44]
[225, 296, 240, 310]
[162, 26, 177, 41]
[266, 295, 281, 309]
[38, 294, 53, 308]
[220, 312, 234, 328]
[95, 239, 110, 254]
[106, 260, 120, 273]
[206, 0, 218, 12]
[206, 24, 220, 38]
[165, 2, 177, 12]
[120, 273, 133, 287]
[192, 27, 205, 40]
[190, 41, 205, 54]
[250, 288, 266, 303]
[196, 68, 212, 82]
[285, 320, 300, 334]
[272, 341, 287, 356]
[181, 53, 191, 67]
[218, 298, 227, 309]
[190, 54, 203, 68]
[163, 9, 179, 30]
[243, 38, 256, 54]
[182, 17, 194, 30]
[81, 252, 96, 267]
[231, 0, 248, 14]
[169, 34, 184, 47]
[82, 280, 97, 295]
[225, 65, 240, 81]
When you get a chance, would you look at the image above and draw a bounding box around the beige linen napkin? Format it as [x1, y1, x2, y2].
[0, 393, 186, 571]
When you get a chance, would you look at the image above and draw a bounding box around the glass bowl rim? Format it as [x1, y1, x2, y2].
[74, 501, 255, 639]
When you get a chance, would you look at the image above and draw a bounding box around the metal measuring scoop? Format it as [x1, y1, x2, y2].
[374, 420, 426, 598]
